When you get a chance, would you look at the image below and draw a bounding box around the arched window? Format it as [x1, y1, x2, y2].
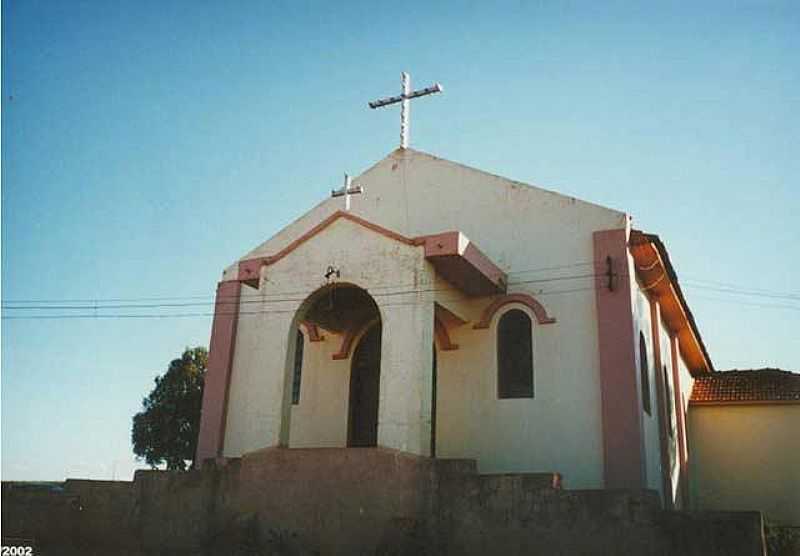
[497, 309, 533, 399]
[639, 332, 651, 415]
[292, 330, 304, 405]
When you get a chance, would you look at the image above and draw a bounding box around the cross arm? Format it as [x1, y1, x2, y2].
[406, 83, 443, 99]
[369, 94, 404, 109]
[368, 83, 443, 109]
[331, 185, 363, 197]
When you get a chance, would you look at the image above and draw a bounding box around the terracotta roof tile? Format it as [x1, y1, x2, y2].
[691, 368, 800, 404]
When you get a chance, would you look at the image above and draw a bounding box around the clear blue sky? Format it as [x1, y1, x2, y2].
[2, 1, 798, 481]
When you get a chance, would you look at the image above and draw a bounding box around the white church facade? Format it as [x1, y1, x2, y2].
[196, 147, 712, 509]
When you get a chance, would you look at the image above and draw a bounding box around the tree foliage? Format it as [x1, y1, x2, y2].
[132, 347, 208, 471]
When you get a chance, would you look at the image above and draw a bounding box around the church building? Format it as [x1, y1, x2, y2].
[195, 146, 712, 509]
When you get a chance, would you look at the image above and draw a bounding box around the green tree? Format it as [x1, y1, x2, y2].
[132, 347, 208, 471]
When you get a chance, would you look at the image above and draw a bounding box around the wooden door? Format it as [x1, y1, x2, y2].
[348, 324, 381, 447]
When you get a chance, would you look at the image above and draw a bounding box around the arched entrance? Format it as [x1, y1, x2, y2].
[284, 283, 383, 449]
[348, 323, 381, 447]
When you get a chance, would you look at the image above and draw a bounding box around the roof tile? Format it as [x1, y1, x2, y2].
[691, 368, 800, 403]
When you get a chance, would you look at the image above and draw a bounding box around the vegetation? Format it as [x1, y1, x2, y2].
[131, 347, 208, 471]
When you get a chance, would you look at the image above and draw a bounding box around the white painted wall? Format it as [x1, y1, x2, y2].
[433, 298, 604, 488]
[225, 149, 627, 282]
[657, 313, 680, 504]
[224, 217, 436, 457]
[631, 285, 696, 506]
[633, 288, 663, 495]
[221, 149, 631, 488]
[289, 331, 351, 448]
[677, 346, 694, 491]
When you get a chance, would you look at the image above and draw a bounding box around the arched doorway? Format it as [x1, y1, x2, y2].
[348, 323, 381, 447]
[284, 283, 382, 449]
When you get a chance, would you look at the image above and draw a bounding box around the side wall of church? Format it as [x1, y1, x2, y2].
[657, 310, 680, 503]
[633, 288, 664, 496]
[677, 348, 694, 491]
[632, 286, 695, 506]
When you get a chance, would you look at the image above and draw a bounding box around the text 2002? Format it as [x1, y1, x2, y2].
[2, 547, 33, 556]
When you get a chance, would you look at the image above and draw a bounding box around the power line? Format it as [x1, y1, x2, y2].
[684, 276, 800, 296]
[7, 277, 800, 321]
[2, 271, 610, 310]
[688, 294, 800, 313]
[682, 282, 800, 302]
[4, 287, 799, 321]
[3, 263, 799, 320]
[1, 284, 608, 321]
[0, 261, 605, 306]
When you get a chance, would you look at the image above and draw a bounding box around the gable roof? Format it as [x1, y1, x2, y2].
[629, 230, 713, 375]
[228, 147, 627, 275]
[690, 369, 800, 404]
[386, 148, 626, 214]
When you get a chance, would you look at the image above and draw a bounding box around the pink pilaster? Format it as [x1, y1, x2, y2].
[195, 280, 242, 466]
[593, 229, 645, 489]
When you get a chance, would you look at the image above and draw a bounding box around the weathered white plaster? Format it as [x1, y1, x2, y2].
[224, 149, 627, 281]
[632, 286, 696, 505]
[289, 332, 351, 448]
[657, 312, 680, 503]
[221, 149, 631, 488]
[224, 216, 437, 457]
[377, 299, 435, 455]
[633, 288, 663, 495]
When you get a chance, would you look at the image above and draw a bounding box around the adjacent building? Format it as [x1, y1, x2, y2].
[689, 368, 800, 525]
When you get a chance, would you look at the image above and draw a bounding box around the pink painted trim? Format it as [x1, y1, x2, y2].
[462, 243, 507, 290]
[434, 302, 467, 329]
[331, 331, 356, 360]
[331, 318, 380, 360]
[237, 211, 424, 286]
[593, 229, 645, 489]
[237, 258, 266, 288]
[195, 280, 242, 466]
[300, 321, 324, 342]
[434, 317, 459, 351]
[420, 231, 507, 296]
[235, 213, 506, 297]
[421, 230, 460, 256]
[473, 293, 555, 329]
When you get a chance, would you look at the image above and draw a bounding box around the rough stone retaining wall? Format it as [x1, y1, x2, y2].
[2, 448, 766, 555]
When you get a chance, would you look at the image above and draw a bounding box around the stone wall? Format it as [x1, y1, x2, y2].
[2, 448, 766, 555]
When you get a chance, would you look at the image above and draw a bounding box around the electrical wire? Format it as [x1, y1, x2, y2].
[1, 283, 609, 320]
[1, 272, 608, 311]
[1, 260, 604, 306]
[3, 264, 800, 320]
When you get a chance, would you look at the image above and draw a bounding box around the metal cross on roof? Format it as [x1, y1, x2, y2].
[331, 173, 363, 211]
[369, 72, 443, 149]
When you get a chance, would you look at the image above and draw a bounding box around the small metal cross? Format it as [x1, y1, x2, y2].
[369, 72, 443, 149]
[331, 173, 364, 211]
